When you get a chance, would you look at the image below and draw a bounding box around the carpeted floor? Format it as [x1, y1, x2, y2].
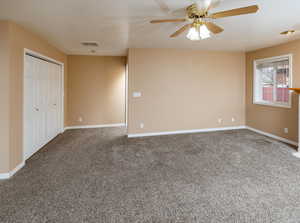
[1, 127, 300, 223]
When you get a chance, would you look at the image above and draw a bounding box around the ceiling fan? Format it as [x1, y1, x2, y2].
[150, 0, 259, 40]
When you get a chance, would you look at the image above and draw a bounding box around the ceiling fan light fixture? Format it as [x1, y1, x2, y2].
[187, 26, 201, 40]
[186, 24, 210, 40]
[199, 24, 211, 39]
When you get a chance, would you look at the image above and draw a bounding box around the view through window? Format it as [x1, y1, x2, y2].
[253, 55, 292, 107]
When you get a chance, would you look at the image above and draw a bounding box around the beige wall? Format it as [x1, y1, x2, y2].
[0, 21, 67, 173]
[2, 19, 298, 175]
[246, 39, 300, 142]
[0, 21, 11, 173]
[67, 56, 126, 126]
[128, 48, 246, 134]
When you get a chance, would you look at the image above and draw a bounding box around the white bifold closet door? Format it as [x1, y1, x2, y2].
[24, 54, 62, 160]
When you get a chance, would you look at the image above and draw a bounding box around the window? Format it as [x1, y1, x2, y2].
[253, 54, 292, 108]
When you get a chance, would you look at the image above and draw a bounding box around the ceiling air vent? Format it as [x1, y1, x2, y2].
[81, 41, 99, 47]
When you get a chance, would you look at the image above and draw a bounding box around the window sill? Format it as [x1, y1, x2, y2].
[253, 101, 291, 109]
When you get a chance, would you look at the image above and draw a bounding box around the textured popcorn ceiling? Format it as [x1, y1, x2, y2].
[0, 0, 300, 55]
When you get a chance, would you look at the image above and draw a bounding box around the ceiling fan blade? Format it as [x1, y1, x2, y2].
[193, 0, 209, 15]
[150, 19, 186, 24]
[171, 7, 186, 16]
[194, 0, 221, 13]
[153, 0, 171, 14]
[204, 0, 212, 8]
[209, 5, 259, 19]
[204, 22, 224, 34]
[207, 0, 222, 11]
[170, 24, 192, 38]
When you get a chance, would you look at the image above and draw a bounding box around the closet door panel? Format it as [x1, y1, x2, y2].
[46, 62, 52, 140]
[37, 59, 46, 150]
[47, 63, 58, 140]
[53, 63, 62, 135]
[24, 54, 62, 160]
[33, 58, 43, 154]
[24, 56, 36, 160]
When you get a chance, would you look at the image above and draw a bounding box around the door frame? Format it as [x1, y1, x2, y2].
[23, 48, 65, 161]
[125, 62, 128, 128]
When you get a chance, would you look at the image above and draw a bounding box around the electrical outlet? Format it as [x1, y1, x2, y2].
[78, 116, 83, 122]
[284, 128, 288, 134]
[218, 118, 222, 124]
[231, 117, 235, 122]
[140, 123, 144, 129]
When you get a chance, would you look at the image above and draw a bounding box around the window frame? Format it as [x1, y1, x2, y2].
[253, 54, 293, 108]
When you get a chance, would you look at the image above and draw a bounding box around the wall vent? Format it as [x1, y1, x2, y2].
[81, 41, 99, 47]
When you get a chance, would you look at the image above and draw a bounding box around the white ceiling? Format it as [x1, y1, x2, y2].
[1, 0, 300, 56]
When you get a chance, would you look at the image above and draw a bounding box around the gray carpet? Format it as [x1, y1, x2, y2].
[1, 127, 300, 223]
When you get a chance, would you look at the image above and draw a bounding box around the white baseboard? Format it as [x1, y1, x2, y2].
[0, 161, 25, 180]
[128, 125, 298, 146]
[246, 126, 298, 146]
[64, 123, 126, 131]
[0, 172, 10, 179]
[127, 126, 247, 138]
